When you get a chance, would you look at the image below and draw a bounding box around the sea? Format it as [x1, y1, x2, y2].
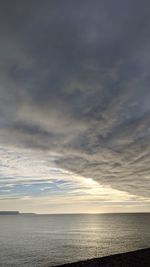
[0, 213, 149, 267]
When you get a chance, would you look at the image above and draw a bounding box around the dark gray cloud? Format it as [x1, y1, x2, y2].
[0, 0, 150, 197]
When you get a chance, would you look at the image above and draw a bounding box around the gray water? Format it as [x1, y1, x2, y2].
[0, 213, 149, 267]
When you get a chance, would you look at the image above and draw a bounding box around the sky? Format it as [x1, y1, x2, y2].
[0, 0, 150, 213]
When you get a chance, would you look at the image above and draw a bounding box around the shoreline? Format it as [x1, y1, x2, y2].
[53, 248, 150, 267]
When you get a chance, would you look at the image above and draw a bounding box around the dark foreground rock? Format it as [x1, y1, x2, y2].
[53, 248, 150, 267]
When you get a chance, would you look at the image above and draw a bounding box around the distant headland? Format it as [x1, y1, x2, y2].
[0, 211, 20, 215]
[0, 211, 36, 215]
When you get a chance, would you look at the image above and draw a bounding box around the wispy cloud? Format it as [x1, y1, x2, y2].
[0, 146, 149, 211]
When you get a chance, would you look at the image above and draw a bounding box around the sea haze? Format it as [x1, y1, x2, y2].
[0, 213, 149, 267]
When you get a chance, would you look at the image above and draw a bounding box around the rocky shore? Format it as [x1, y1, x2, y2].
[53, 248, 150, 267]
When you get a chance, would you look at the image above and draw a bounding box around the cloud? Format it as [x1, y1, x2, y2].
[0, 145, 149, 210]
[0, 0, 150, 204]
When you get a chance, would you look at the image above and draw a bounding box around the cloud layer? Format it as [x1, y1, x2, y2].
[0, 0, 150, 204]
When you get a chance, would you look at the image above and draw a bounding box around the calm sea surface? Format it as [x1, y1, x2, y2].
[0, 213, 149, 267]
